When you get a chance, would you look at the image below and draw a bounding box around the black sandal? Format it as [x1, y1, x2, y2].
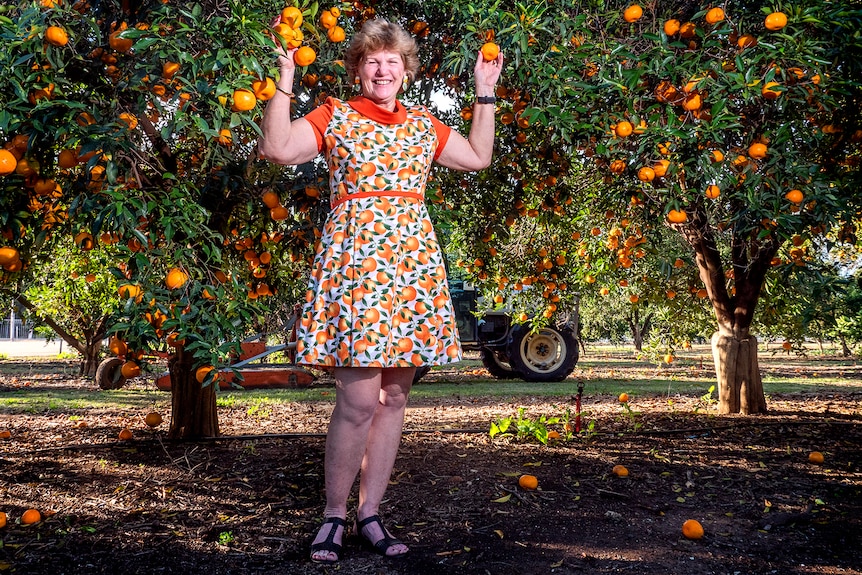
[355, 514, 409, 558]
[309, 516, 346, 564]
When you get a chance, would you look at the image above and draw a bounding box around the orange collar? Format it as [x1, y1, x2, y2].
[348, 96, 407, 124]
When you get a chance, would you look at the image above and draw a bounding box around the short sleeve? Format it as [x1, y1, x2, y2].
[303, 97, 336, 151]
[428, 114, 452, 160]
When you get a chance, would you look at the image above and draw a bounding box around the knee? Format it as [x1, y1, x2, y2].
[333, 397, 378, 427]
[379, 387, 409, 411]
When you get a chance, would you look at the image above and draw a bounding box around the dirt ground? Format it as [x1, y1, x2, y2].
[0, 353, 860, 575]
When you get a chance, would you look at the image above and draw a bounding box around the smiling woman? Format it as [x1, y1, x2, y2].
[258, 16, 503, 564]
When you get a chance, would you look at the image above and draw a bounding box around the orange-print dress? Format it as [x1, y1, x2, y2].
[294, 96, 461, 368]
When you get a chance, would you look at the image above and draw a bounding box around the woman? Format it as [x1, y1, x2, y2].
[259, 19, 503, 563]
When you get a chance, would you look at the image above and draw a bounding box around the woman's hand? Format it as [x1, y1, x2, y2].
[269, 14, 297, 72]
[473, 49, 504, 96]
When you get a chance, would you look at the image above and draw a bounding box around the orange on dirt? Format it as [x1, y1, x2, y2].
[294, 46, 316, 67]
[748, 142, 767, 159]
[281, 6, 303, 28]
[252, 77, 276, 101]
[327, 25, 346, 43]
[704, 7, 725, 25]
[785, 189, 804, 204]
[764, 11, 787, 31]
[319, 9, 338, 29]
[231, 88, 257, 112]
[663, 19, 681, 36]
[667, 209, 688, 223]
[261, 190, 280, 208]
[195, 365, 216, 384]
[0, 247, 20, 266]
[705, 185, 721, 199]
[761, 81, 781, 99]
[121, 361, 141, 379]
[0, 149, 18, 175]
[118, 427, 134, 441]
[144, 412, 163, 427]
[614, 120, 633, 137]
[21, 509, 42, 525]
[637, 166, 655, 182]
[612, 464, 629, 477]
[0, 430, 10, 439]
[165, 267, 189, 289]
[45, 25, 69, 46]
[682, 519, 704, 539]
[618, 392, 629, 403]
[518, 474, 538, 490]
[0, 511, 6, 528]
[480, 42, 500, 62]
[808, 451, 825, 464]
[623, 4, 643, 22]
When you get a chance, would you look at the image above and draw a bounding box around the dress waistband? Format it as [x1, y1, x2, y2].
[330, 190, 424, 209]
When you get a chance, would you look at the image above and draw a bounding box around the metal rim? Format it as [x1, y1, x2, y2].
[517, 329, 567, 374]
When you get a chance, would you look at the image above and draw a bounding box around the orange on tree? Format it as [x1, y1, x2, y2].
[667, 209, 688, 223]
[637, 166, 655, 182]
[109, 336, 127, 356]
[705, 184, 721, 199]
[663, 19, 681, 35]
[623, 4, 643, 22]
[785, 189, 804, 203]
[653, 159, 670, 177]
[252, 77, 276, 100]
[231, 88, 257, 112]
[294, 46, 316, 67]
[145, 412, 163, 427]
[614, 120, 633, 137]
[764, 11, 788, 31]
[281, 6, 303, 28]
[319, 9, 338, 29]
[195, 365, 216, 384]
[45, 25, 69, 46]
[762, 81, 781, 99]
[682, 519, 704, 539]
[480, 42, 500, 62]
[748, 142, 767, 159]
[327, 25, 346, 43]
[121, 361, 141, 378]
[704, 7, 725, 24]
[0, 247, 20, 266]
[261, 190, 280, 208]
[165, 267, 189, 289]
[162, 61, 180, 79]
[0, 149, 17, 175]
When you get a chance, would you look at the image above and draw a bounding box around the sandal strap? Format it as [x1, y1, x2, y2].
[356, 514, 404, 554]
[310, 516, 346, 557]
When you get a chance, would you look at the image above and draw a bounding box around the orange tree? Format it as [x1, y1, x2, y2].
[434, 1, 861, 414]
[1, 0, 860, 440]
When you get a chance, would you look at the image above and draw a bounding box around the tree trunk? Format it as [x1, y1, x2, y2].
[168, 348, 219, 439]
[840, 334, 851, 357]
[711, 328, 767, 415]
[628, 310, 652, 351]
[80, 340, 102, 378]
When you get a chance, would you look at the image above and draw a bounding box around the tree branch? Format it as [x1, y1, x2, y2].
[0, 289, 86, 354]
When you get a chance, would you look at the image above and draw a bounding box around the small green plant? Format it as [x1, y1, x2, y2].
[218, 531, 235, 546]
[694, 385, 718, 412]
[490, 407, 560, 445]
[0, 353, 8, 361]
[246, 400, 271, 419]
[619, 401, 643, 432]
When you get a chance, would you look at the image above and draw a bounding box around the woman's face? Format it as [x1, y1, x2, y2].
[358, 49, 405, 108]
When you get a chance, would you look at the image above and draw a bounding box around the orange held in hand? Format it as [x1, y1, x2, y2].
[682, 519, 704, 539]
[480, 42, 500, 62]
